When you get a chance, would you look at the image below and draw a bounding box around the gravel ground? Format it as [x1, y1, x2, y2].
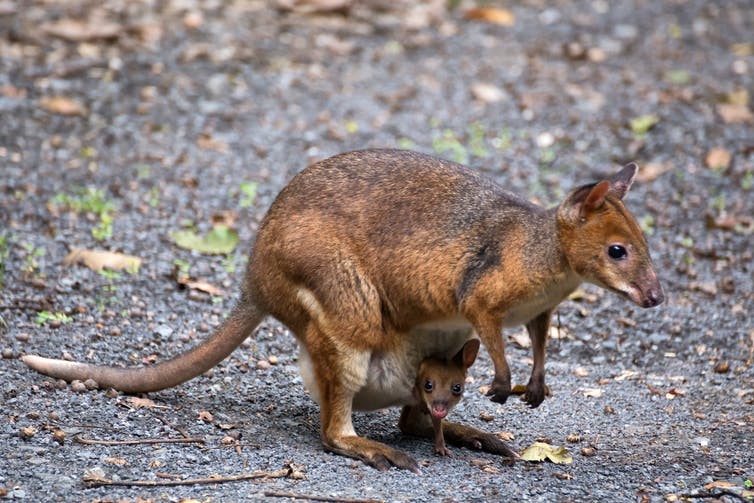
[1, 1, 752, 501]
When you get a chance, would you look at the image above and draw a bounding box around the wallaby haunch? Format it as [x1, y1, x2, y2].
[23, 149, 664, 472]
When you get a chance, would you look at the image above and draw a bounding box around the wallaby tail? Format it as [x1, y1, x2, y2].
[22, 301, 265, 393]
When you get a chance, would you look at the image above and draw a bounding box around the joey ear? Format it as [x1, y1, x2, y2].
[455, 339, 480, 369]
[608, 162, 638, 199]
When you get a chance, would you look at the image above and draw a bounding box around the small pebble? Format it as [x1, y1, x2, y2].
[109, 327, 121, 337]
[52, 429, 66, 445]
[27, 412, 40, 420]
[84, 379, 98, 390]
[581, 446, 596, 456]
[604, 406, 616, 415]
[48, 412, 59, 421]
[479, 412, 495, 422]
[15, 332, 30, 342]
[268, 355, 279, 365]
[105, 388, 119, 398]
[256, 360, 271, 370]
[70, 380, 87, 393]
[567, 434, 581, 443]
[2, 348, 13, 359]
[55, 379, 67, 390]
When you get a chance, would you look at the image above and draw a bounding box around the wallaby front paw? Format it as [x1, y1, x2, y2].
[523, 374, 548, 408]
[486, 376, 512, 404]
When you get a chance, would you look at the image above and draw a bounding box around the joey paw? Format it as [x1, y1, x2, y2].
[434, 446, 452, 457]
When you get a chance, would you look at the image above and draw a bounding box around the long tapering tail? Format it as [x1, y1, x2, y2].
[22, 302, 265, 393]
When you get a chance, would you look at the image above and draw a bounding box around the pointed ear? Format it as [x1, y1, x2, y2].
[582, 180, 610, 216]
[454, 339, 480, 369]
[608, 162, 638, 199]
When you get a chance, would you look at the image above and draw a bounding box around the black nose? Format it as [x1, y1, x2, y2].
[644, 288, 665, 307]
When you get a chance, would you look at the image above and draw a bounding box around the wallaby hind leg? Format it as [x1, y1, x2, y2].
[398, 405, 518, 458]
[305, 324, 420, 473]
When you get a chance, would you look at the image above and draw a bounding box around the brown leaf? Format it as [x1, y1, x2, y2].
[636, 162, 673, 183]
[177, 277, 226, 297]
[104, 457, 128, 466]
[127, 397, 166, 409]
[509, 330, 531, 349]
[471, 82, 506, 103]
[465, 7, 515, 26]
[716, 103, 753, 124]
[704, 481, 736, 490]
[582, 388, 604, 398]
[197, 133, 229, 153]
[64, 249, 142, 272]
[275, 0, 351, 14]
[198, 410, 214, 422]
[39, 96, 88, 116]
[705, 147, 732, 170]
[496, 431, 515, 441]
[41, 19, 122, 42]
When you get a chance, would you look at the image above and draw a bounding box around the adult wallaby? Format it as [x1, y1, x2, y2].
[23, 149, 664, 472]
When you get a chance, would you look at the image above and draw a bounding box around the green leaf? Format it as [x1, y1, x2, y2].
[171, 225, 239, 255]
[520, 442, 573, 464]
[629, 114, 660, 136]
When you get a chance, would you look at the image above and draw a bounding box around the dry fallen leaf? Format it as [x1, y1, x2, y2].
[636, 162, 673, 183]
[127, 397, 166, 409]
[705, 147, 732, 170]
[104, 457, 128, 466]
[471, 82, 506, 103]
[520, 442, 572, 464]
[509, 331, 531, 349]
[39, 96, 88, 116]
[41, 19, 122, 42]
[198, 410, 214, 422]
[177, 277, 225, 297]
[64, 249, 142, 272]
[465, 7, 516, 26]
[496, 431, 515, 441]
[573, 367, 588, 378]
[582, 388, 604, 398]
[704, 481, 736, 490]
[197, 133, 229, 153]
[716, 103, 753, 124]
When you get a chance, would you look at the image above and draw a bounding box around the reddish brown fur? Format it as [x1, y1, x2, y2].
[408, 339, 479, 456]
[22, 149, 664, 472]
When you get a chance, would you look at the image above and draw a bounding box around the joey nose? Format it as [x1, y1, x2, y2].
[644, 287, 665, 307]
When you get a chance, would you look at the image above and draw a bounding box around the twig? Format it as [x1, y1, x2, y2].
[151, 413, 191, 439]
[203, 442, 262, 450]
[75, 436, 204, 446]
[673, 490, 749, 502]
[264, 491, 384, 503]
[83, 467, 292, 488]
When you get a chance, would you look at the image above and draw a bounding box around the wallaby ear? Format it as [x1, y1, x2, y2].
[608, 162, 638, 199]
[454, 339, 480, 369]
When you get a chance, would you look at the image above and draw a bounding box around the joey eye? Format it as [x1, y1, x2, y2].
[608, 245, 628, 260]
[423, 380, 434, 392]
[451, 383, 463, 396]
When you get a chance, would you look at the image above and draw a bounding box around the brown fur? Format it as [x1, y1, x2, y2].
[404, 339, 479, 456]
[22, 149, 664, 472]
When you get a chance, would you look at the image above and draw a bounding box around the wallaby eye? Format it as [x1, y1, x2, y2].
[608, 245, 627, 260]
[451, 383, 463, 395]
[423, 380, 434, 392]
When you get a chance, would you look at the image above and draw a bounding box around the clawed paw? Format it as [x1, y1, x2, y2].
[485, 376, 512, 404]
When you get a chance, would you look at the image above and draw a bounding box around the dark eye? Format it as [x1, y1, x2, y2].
[451, 383, 463, 396]
[423, 380, 434, 392]
[608, 245, 627, 260]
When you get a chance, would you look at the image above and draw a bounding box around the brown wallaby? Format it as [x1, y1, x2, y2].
[402, 339, 479, 457]
[23, 149, 664, 473]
